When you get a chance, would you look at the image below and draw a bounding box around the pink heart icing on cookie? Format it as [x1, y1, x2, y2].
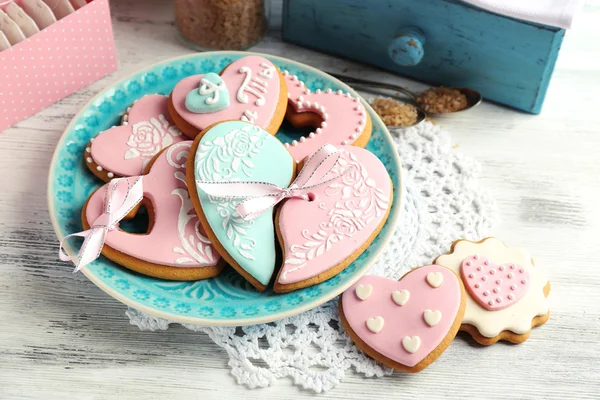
[170, 56, 283, 136]
[87, 94, 184, 177]
[282, 72, 370, 163]
[461, 255, 530, 311]
[85, 141, 220, 268]
[341, 265, 463, 368]
[276, 146, 391, 288]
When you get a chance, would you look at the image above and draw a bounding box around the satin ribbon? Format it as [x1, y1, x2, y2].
[196, 144, 353, 221]
[59, 177, 144, 272]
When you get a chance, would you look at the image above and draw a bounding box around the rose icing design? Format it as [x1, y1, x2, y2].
[86, 94, 184, 178]
[340, 266, 464, 370]
[282, 71, 371, 163]
[275, 146, 392, 288]
[435, 238, 550, 339]
[192, 121, 295, 288]
[85, 141, 220, 268]
[171, 56, 283, 137]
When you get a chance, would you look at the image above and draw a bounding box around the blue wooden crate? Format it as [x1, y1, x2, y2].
[282, 0, 565, 114]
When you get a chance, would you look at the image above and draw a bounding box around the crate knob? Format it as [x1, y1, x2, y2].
[388, 27, 426, 67]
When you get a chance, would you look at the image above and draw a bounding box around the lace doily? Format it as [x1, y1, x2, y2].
[127, 121, 495, 392]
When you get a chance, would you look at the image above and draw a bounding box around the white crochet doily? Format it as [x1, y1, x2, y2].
[127, 121, 495, 392]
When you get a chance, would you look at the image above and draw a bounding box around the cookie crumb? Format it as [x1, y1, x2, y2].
[417, 87, 468, 113]
[371, 98, 418, 127]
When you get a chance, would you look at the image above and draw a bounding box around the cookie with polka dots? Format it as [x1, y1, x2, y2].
[168, 55, 288, 138]
[434, 237, 551, 345]
[281, 70, 372, 164]
[84, 94, 184, 182]
[339, 265, 466, 372]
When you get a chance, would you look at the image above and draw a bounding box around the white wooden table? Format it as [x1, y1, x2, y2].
[1, 1, 599, 398]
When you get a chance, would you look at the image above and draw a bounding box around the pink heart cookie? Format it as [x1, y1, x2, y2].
[461, 255, 531, 311]
[83, 141, 224, 281]
[281, 71, 372, 163]
[340, 265, 466, 372]
[169, 56, 287, 138]
[274, 146, 392, 292]
[85, 94, 185, 181]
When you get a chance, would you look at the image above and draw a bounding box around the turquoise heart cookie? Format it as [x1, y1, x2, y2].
[185, 72, 230, 114]
[193, 121, 294, 289]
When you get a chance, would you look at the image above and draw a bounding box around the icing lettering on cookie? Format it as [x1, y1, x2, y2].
[85, 141, 220, 268]
[171, 56, 283, 136]
[461, 255, 530, 310]
[192, 121, 294, 287]
[282, 71, 371, 163]
[185, 73, 230, 113]
[87, 94, 184, 178]
[435, 238, 550, 339]
[276, 146, 392, 288]
[341, 265, 463, 368]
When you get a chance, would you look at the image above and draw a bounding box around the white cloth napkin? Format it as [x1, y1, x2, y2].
[462, 0, 585, 29]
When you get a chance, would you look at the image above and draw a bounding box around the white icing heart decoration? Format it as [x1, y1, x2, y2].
[366, 316, 384, 333]
[424, 309, 442, 327]
[392, 289, 410, 306]
[402, 336, 421, 354]
[426, 272, 444, 288]
[355, 284, 373, 300]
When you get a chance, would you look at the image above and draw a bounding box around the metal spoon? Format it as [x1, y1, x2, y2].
[327, 72, 482, 115]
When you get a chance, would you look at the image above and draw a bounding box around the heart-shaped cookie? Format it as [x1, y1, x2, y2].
[339, 265, 466, 372]
[281, 71, 372, 163]
[187, 121, 295, 292]
[273, 146, 392, 292]
[461, 254, 530, 310]
[170, 56, 288, 138]
[83, 141, 224, 280]
[85, 94, 185, 181]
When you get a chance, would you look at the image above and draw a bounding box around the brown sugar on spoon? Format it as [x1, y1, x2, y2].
[371, 98, 418, 126]
[417, 87, 468, 113]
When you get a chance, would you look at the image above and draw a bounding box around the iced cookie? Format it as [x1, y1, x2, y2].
[84, 94, 184, 182]
[274, 146, 393, 293]
[169, 56, 288, 138]
[82, 141, 224, 280]
[281, 71, 372, 163]
[434, 237, 550, 345]
[340, 265, 466, 372]
[187, 121, 296, 291]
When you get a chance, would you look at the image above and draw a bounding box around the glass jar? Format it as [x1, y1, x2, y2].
[174, 0, 270, 51]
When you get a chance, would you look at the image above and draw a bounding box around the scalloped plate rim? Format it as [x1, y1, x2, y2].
[47, 51, 403, 326]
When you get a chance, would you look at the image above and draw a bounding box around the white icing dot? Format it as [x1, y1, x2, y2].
[355, 127, 361, 133]
[493, 288, 499, 293]
[300, 137, 306, 142]
[96, 166, 103, 171]
[490, 269, 496, 275]
[284, 143, 290, 148]
[510, 265, 515, 269]
[473, 255, 479, 260]
[326, 88, 332, 93]
[483, 290, 489, 296]
[477, 266, 483, 271]
[316, 128, 322, 134]
[484, 260, 490, 265]
[508, 294, 514, 300]
[291, 140, 298, 146]
[521, 279, 527, 284]
[123, 122, 128, 126]
[481, 276, 487, 281]
[297, 101, 303, 109]
[323, 113, 329, 120]
[468, 273, 475, 279]
[107, 172, 114, 178]
[316, 89, 321, 94]
[519, 268, 524, 273]
[496, 279, 502, 284]
[499, 265, 505, 271]
[298, 95, 304, 102]
[508, 273, 514, 279]
[86, 147, 91, 153]
[466, 261, 471, 266]
[86, 157, 92, 163]
[341, 140, 348, 145]
[344, 92, 351, 98]
[309, 132, 315, 138]
[321, 121, 327, 128]
[304, 101, 311, 107]
[488, 300, 494, 306]
[510, 284, 517, 290]
[282, 70, 289, 76]
[350, 134, 357, 139]
[90, 138, 95, 142]
[496, 297, 502, 303]
[292, 75, 298, 81]
[474, 283, 480, 288]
